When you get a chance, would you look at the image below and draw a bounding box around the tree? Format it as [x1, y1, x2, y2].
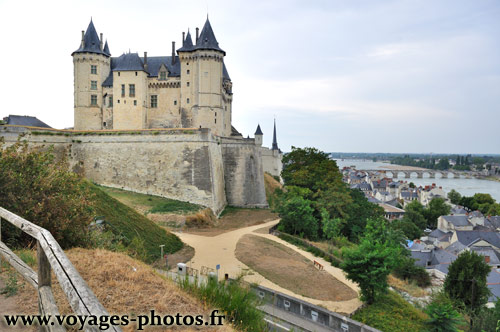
[425, 198, 451, 228]
[341, 219, 401, 304]
[276, 189, 319, 240]
[390, 219, 422, 240]
[409, 182, 416, 188]
[444, 251, 491, 321]
[425, 299, 464, 332]
[281, 146, 344, 193]
[403, 200, 427, 231]
[447, 190, 462, 205]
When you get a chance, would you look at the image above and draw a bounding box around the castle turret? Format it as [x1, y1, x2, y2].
[72, 19, 111, 130]
[177, 18, 231, 137]
[254, 124, 263, 146]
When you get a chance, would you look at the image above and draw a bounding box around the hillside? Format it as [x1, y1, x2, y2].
[264, 173, 282, 209]
[88, 183, 184, 262]
[10, 248, 233, 331]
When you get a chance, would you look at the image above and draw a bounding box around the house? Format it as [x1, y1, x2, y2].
[378, 203, 405, 220]
[437, 215, 474, 232]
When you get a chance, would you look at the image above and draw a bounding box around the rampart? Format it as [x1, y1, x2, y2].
[221, 137, 268, 208]
[1, 126, 232, 214]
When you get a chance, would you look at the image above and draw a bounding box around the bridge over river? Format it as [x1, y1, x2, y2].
[363, 169, 482, 179]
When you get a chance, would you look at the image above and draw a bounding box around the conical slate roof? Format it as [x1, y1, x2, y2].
[272, 119, 279, 151]
[177, 30, 195, 52]
[103, 40, 111, 56]
[255, 124, 263, 135]
[72, 19, 108, 56]
[194, 18, 225, 54]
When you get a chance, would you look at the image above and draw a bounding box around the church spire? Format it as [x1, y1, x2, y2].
[103, 40, 111, 56]
[272, 119, 279, 151]
[177, 30, 194, 52]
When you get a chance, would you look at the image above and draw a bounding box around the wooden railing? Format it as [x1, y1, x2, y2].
[0, 207, 122, 332]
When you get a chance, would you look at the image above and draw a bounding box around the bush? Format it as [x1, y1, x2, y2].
[393, 255, 431, 287]
[0, 140, 94, 248]
[180, 277, 265, 332]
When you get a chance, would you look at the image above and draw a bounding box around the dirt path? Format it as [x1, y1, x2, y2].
[174, 220, 362, 314]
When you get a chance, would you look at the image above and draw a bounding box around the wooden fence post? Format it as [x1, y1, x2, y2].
[38, 240, 51, 332]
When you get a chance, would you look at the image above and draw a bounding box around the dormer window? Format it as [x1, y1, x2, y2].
[160, 71, 167, 80]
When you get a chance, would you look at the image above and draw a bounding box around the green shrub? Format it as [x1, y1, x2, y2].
[352, 291, 427, 332]
[180, 277, 265, 332]
[393, 255, 431, 287]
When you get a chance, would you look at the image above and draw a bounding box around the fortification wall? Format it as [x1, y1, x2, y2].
[1, 126, 227, 214]
[261, 148, 283, 179]
[221, 137, 268, 208]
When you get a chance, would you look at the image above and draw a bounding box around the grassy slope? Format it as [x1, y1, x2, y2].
[88, 184, 183, 262]
[352, 291, 427, 332]
[98, 186, 202, 214]
[264, 173, 282, 208]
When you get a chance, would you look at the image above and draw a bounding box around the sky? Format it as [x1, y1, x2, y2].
[0, 0, 499, 154]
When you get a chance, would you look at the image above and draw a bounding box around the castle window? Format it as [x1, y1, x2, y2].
[187, 69, 190, 74]
[121, 84, 125, 97]
[108, 96, 113, 107]
[129, 84, 135, 97]
[160, 72, 167, 80]
[135, 72, 138, 76]
[91, 65, 97, 75]
[174, 100, 177, 105]
[187, 98, 190, 104]
[151, 95, 158, 108]
[91, 80, 97, 90]
[134, 100, 137, 106]
[186, 62, 189, 65]
[118, 72, 121, 76]
[187, 82, 190, 87]
[215, 118, 216, 124]
[117, 99, 120, 104]
[103, 121, 106, 127]
[91, 95, 97, 106]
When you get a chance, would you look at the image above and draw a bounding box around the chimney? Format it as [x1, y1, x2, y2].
[171, 41, 175, 65]
[144, 52, 148, 72]
[182, 32, 185, 46]
[81, 30, 85, 47]
[196, 27, 199, 44]
[100, 33, 103, 51]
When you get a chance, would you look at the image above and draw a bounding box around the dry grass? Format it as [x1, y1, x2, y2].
[388, 274, 428, 298]
[235, 235, 357, 301]
[12, 248, 233, 331]
[185, 208, 217, 228]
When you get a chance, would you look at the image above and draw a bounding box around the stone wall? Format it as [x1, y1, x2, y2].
[221, 137, 268, 208]
[1, 126, 227, 214]
[261, 147, 283, 179]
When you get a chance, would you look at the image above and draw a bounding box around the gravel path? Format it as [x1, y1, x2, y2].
[174, 220, 362, 314]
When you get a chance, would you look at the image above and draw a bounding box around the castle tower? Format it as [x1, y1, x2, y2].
[72, 19, 111, 130]
[254, 124, 263, 146]
[178, 18, 231, 136]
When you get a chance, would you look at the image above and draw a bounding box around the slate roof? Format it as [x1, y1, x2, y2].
[72, 19, 108, 56]
[103, 40, 111, 56]
[102, 54, 231, 87]
[231, 126, 242, 137]
[113, 53, 145, 71]
[410, 251, 432, 267]
[488, 216, 500, 229]
[442, 215, 471, 227]
[428, 228, 447, 239]
[400, 191, 418, 199]
[194, 18, 225, 54]
[472, 248, 500, 265]
[430, 248, 457, 266]
[3, 115, 51, 128]
[177, 30, 195, 52]
[254, 124, 263, 135]
[367, 197, 381, 204]
[455, 231, 500, 248]
[451, 207, 468, 215]
[445, 241, 468, 255]
[487, 270, 500, 302]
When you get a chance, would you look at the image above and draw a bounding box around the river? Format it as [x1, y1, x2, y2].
[334, 159, 500, 202]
